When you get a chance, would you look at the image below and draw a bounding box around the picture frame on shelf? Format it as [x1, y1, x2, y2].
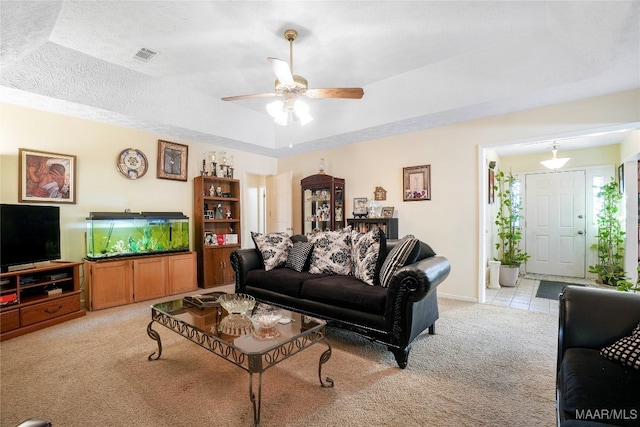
[204, 232, 216, 246]
[157, 140, 188, 181]
[19, 148, 77, 204]
[353, 197, 368, 215]
[381, 206, 395, 218]
[225, 234, 238, 244]
[403, 164, 431, 201]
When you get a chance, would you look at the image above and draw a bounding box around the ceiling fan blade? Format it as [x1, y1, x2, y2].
[267, 57, 294, 85]
[221, 93, 278, 101]
[305, 88, 364, 99]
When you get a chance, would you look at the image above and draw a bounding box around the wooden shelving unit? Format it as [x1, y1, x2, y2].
[347, 218, 398, 239]
[193, 175, 241, 288]
[0, 261, 85, 341]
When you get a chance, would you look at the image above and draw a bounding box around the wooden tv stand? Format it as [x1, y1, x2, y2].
[0, 261, 85, 341]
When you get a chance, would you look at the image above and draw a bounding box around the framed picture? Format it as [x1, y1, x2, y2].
[157, 140, 188, 181]
[204, 232, 216, 246]
[353, 197, 368, 214]
[618, 164, 624, 194]
[381, 206, 395, 218]
[403, 165, 431, 201]
[19, 148, 77, 204]
[488, 168, 495, 204]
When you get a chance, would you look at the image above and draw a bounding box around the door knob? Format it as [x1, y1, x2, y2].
[578, 215, 584, 219]
[578, 230, 584, 235]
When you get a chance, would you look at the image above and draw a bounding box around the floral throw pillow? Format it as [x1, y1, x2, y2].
[351, 227, 383, 286]
[251, 232, 292, 271]
[600, 322, 640, 370]
[309, 227, 352, 275]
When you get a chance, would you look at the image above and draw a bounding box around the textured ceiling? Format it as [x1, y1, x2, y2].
[1, 1, 639, 157]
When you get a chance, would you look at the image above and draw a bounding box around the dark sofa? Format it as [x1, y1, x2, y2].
[557, 285, 640, 426]
[230, 235, 451, 368]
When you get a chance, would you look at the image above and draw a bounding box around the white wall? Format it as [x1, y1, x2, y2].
[0, 103, 278, 266]
[1, 89, 639, 302]
[278, 89, 640, 302]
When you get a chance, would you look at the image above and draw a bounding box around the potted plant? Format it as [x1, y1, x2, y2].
[494, 170, 530, 286]
[616, 266, 640, 292]
[589, 179, 626, 286]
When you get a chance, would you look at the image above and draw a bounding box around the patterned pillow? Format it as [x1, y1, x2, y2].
[251, 232, 292, 271]
[379, 235, 419, 288]
[285, 241, 314, 272]
[351, 228, 383, 286]
[309, 227, 352, 275]
[600, 322, 640, 370]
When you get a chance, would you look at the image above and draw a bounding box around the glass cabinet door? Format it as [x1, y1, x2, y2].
[301, 174, 345, 235]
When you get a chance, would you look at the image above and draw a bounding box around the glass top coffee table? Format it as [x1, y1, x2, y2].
[146, 292, 333, 426]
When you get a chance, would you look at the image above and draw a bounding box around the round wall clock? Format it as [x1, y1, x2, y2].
[117, 148, 148, 179]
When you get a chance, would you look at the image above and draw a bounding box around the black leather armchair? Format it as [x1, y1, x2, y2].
[557, 286, 640, 426]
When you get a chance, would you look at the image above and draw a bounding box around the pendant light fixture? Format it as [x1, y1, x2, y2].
[540, 143, 570, 170]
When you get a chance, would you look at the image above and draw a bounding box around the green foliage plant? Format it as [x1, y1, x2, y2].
[494, 170, 531, 267]
[616, 266, 640, 292]
[589, 179, 626, 286]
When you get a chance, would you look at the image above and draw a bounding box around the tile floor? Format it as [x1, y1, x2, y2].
[484, 273, 598, 316]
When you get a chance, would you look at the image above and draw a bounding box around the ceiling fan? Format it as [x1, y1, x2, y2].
[221, 29, 364, 126]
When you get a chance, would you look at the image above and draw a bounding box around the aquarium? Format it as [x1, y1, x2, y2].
[85, 212, 190, 260]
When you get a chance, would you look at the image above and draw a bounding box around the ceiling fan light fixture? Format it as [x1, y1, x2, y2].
[266, 100, 289, 125]
[296, 111, 313, 126]
[540, 145, 570, 170]
[293, 99, 313, 125]
[266, 99, 312, 126]
[266, 100, 284, 116]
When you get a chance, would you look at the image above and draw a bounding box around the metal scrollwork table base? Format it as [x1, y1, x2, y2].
[147, 299, 333, 427]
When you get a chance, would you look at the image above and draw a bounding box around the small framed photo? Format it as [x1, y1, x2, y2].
[19, 148, 77, 204]
[353, 197, 368, 214]
[204, 232, 217, 246]
[157, 140, 188, 181]
[381, 207, 395, 218]
[403, 164, 431, 201]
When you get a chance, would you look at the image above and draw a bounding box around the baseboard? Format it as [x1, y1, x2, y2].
[438, 292, 478, 303]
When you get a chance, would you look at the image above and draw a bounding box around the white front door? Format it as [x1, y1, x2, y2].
[266, 171, 293, 234]
[525, 170, 586, 277]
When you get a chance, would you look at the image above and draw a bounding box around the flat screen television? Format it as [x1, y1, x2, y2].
[1, 204, 61, 272]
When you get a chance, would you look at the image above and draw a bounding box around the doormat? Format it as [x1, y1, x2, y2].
[536, 280, 584, 300]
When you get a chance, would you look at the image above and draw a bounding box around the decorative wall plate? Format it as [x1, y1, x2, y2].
[117, 148, 148, 179]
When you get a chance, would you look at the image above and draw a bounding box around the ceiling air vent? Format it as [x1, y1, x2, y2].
[133, 47, 158, 62]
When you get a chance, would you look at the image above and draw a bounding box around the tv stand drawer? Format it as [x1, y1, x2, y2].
[20, 294, 81, 326]
[0, 309, 19, 333]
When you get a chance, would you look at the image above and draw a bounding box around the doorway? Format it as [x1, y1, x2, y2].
[243, 171, 293, 247]
[525, 170, 586, 278]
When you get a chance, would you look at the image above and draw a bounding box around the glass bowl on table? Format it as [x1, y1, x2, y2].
[250, 304, 284, 340]
[217, 293, 256, 336]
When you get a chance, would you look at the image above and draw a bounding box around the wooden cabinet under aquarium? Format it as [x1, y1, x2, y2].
[84, 251, 196, 311]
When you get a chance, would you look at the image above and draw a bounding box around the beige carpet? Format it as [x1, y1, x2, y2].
[0, 297, 558, 427]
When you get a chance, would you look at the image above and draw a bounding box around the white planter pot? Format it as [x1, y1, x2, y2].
[488, 261, 501, 289]
[499, 265, 520, 287]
